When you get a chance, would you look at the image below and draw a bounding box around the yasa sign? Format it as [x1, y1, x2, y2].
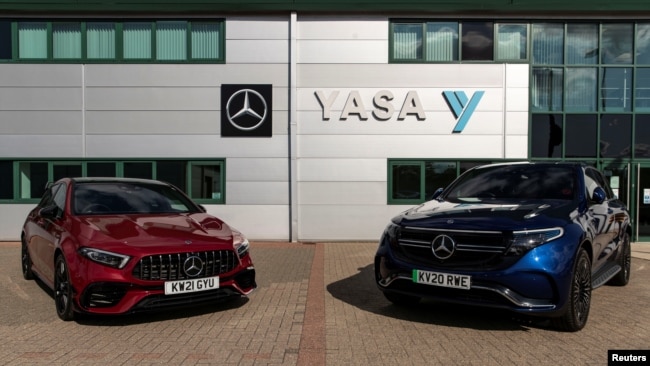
[314, 89, 484, 133]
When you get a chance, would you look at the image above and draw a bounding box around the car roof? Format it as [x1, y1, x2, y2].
[67, 177, 170, 186]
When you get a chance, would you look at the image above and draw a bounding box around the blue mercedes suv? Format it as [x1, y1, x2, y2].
[375, 162, 631, 331]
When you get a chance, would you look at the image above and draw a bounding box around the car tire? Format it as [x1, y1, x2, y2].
[608, 233, 631, 286]
[553, 248, 591, 332]
[54, 255, 75, 321]
[383, 292, 421, 306]
[21, 238, 34, 280]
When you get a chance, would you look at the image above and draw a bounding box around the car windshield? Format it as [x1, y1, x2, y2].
[443, 164, 577, 203]
[73, 182, 199, 215]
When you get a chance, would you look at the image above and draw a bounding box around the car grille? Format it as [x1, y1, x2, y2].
[132, 250, 238, 281]
[397, 226, 510, 268]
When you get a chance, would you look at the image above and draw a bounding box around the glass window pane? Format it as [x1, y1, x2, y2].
[87, 162, 116, 177]
[19, 162, 48, 199]
[531, 67, 563, 111]
[531, 114, 563, 158]
[53, 22, 81, 59]
[0, 21, 11, 59]
[123, 22, 152, 59]
[425, 162, 456, 199]
[87, 22, 115, 59]
[0, 161, 13, 199]
[53, 164, 82, 181]
[601, 67, 632, 112]
[532, 23, 564, 65]
[600, 115, 631, 158]
[461, 21, 494, 61]
[391, 163, 421, 200]
[393, 23, 422, 60]
[425, 22, 458, 61]
[635, 114, 650, 158]
[566, 23, 598, 65]
[636, 68, 650, 111]
[191, 164, 222, 200]
[601, 24, 633, 64]
[157, 21, 187, 61]
[565, 114, 598, 158]
[191, 22, 220, 59]
[18, 22, 47, 59]
[636, 23, 650, 64]
[565, 67, 597, 112]
[124, 162, 152, 179]
[156, 161, 187, 193]
[496, 23, 527, 60]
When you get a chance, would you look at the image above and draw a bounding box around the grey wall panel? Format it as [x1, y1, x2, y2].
[203, 204, 289, 240]
[0, 88, 82, 110]
[298, 158, 385, 182]
[227, 16, 289, 40]
[0, 111, 82, 134]
[299, 181, 386, 205]
[0, 135, 83, 157]
[298, 64, 505, 88]
[85, 135, 288, 158]
[0, 205, 34, 241]
[227, 158, 288, 182]
[298, 16, 388, 40]
[0, 64, 81, 87]
[297, 40, 387, 64]
[226, 181, 289, 205]
[227, 40, 289, 64]
[85, 64, 288, 87]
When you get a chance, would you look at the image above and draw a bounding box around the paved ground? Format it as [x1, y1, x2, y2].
[0, 241, 648, 365]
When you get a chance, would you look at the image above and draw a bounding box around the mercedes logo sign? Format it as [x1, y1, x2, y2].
[221, 84, 273, 137]
[431, 234, 456, 260]
[226, 89, 268, 131]
[183, 255, 204, 278]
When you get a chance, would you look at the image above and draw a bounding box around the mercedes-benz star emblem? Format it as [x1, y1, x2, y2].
[431, 235, 456, 260]
[183, 256, 204, 278]
[226, 89, 268, 131]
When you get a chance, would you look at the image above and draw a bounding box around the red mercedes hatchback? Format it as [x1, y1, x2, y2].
[21, 177, 256, 321]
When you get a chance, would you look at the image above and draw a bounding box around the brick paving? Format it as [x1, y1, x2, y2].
[0, 241, 648, 365]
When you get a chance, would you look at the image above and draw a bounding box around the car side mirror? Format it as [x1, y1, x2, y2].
[39, 205, 60, 219]
[430, 188, 444, 200]
[198, 204, 207, 213]
[591, 187, 606, 204]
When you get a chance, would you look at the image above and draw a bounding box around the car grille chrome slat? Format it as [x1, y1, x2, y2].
[132, 250, 238, 281]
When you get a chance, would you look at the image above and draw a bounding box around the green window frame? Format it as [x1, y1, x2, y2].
[10, 19, 224, 63]
[0, 159, 226, 204]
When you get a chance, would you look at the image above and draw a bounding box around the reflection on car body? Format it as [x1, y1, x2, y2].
[375, 162, 631, 331]
[21, 177, 256, 321]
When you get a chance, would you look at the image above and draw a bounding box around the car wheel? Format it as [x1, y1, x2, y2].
[553, 248, 591, 332]
[21, 238, 34, 280]
[608, 233, 631, 286]
[383, 292, 421, 306]
[54, 255, 75, 321]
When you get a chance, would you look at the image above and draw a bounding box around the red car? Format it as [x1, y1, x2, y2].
[21, 177, 256, 321]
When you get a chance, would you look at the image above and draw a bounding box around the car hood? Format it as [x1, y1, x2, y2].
[73, 213, 235, 248]
[395, 199, 578, 231]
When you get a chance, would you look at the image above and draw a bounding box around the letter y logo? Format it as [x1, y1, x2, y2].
[442, 91, 484, 133]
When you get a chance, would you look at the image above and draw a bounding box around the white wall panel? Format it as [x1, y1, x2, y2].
[298, 135, 504, 159]
[298, 158, 385, 181]
[506, 87, 529, 111]
[299, 182, 386, 205]
[0, 64, 81, 86]
[85, 135, 288, 158]
[0, 88, 81, 110]
[506, 64, 530, 88]
[505, 135, 528, 159]
[505, 111, 529, 135]
[227, 158, 288, 182]
[227, 16, 289, 39]
[204, 204, 289, 240]
[0, 205, 35, 241]
[85, 88, 219, 111]
[297, 40, 387, 64]
[226, 182, 288, 205]
[0, 135, 83, 157]
[227, 40, 289, 64]
[298, 16, 388, 40]
[0, 111, 82, 134]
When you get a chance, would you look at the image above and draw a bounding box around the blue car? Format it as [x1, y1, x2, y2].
[375, 162, 631, 331]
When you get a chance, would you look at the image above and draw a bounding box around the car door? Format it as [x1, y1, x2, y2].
[584, 167, 625, 271]
[30, 182, 67, 286]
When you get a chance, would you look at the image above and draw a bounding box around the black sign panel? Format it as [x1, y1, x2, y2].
[221, 84, 272, 137]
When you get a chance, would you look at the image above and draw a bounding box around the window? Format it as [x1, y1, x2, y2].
[123, 162, 153, 179]
[11, 19, 224, 63]
[566, 23, 598, 65]
[600, 115, 632, 158]
[532, 23, 564, 65]
[0, 161, 13, 199]
[531, 114, 563, 158]
[19, 162, 48, 199]
[461, 22, 494, 61]
[190, 163, 223, 201]
[635, 115, 650, 158]
[53, 163, 82, 181]
[426, 22, 459, 61]
[565, 115, 598, 158]
[496, 23, 527, 61]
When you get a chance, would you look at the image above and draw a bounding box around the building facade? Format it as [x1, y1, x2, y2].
[1, 1, 650, 242]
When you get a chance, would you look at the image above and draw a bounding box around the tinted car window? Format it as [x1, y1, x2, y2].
[444, 164, 576, 202]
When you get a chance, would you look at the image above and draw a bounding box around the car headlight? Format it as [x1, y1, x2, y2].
[79, 248, 131, 269]
[234, 236, 250, 258]
[506, 227, 564, 256]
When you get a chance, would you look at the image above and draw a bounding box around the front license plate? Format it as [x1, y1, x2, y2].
[164, 276, 220, 295]
[413, 270, 471, 290]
